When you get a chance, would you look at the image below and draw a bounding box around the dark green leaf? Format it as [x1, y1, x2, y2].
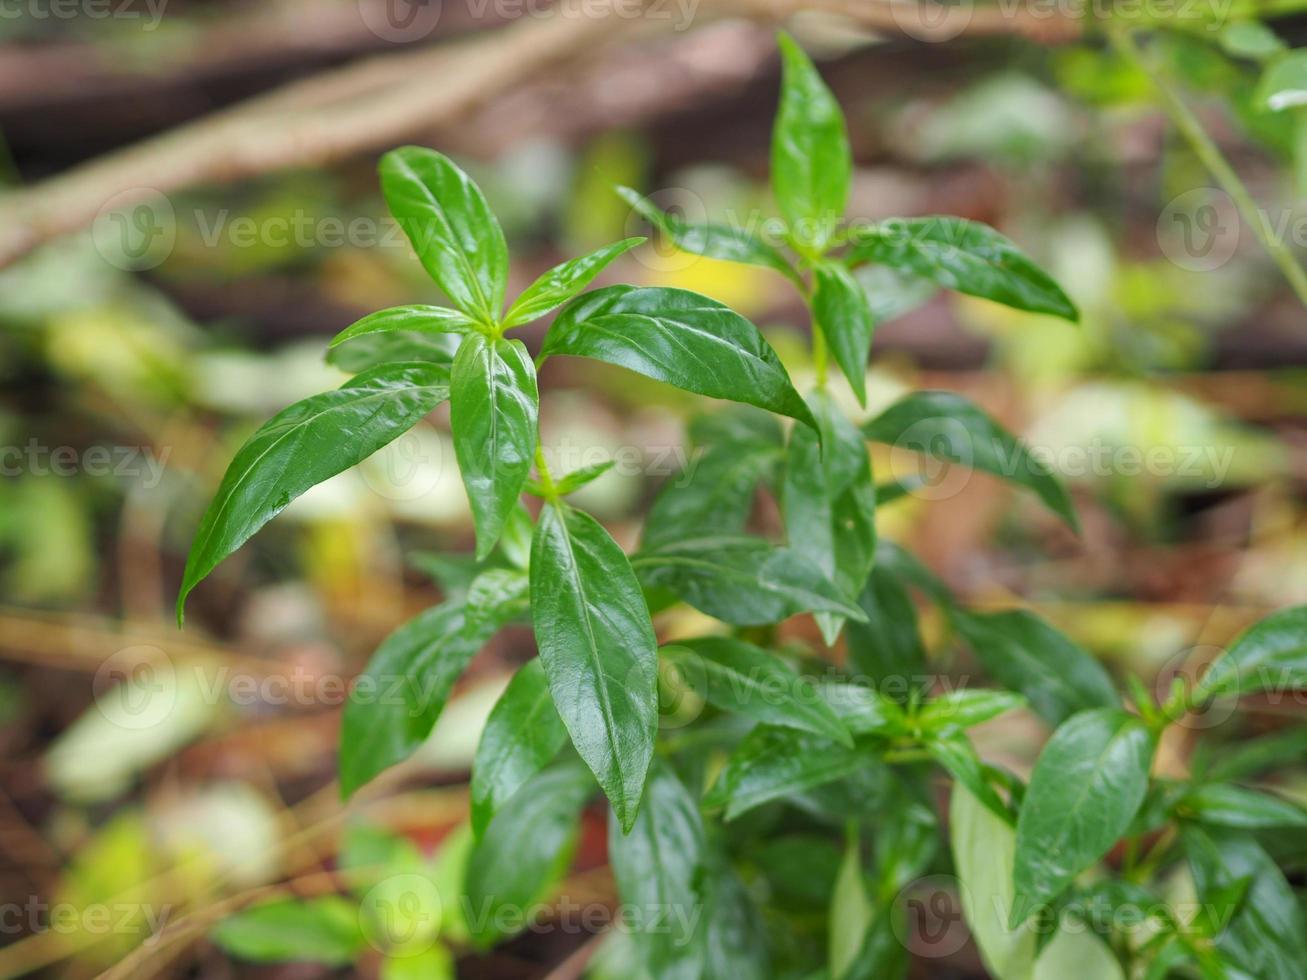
[918, 689, 1025, 733]
[503, 238, 644, 327]
[338, 569, 528, 797]
[642, 443, 779, 552]
[703, 725, 871, 821]
[543, 285, 815, 430]
[688, 405, 784, 449]
[617, 185, 799, 283]
[1185, 826, 1307, 980]
[470, 659, 568, 839]
[926, 732, 1011, 824]
[782, 391, 875, 643]
[1011, 709, 1155, 926]
[815, 680, 906, 736]
[951, 608, 1119, 726]
[845, 563, 928, 701]
[326, 329, 461, 373]
[1205, 726, 1307, 782]
[530, 504, 658, 832]
[211, 897, 363, 966]
[812, 262, 874, 406]
[1177, 783, 1307, 830]
[863, 390, 1078, 530]
[608, 761, 706, 979]
[178, 361, 451, 624]
[664, 637, 852, 745]
[846, 217, 1078, 321]
[379, 146, 507, 322]
[327, 305, 473, 349]
[772, 32, 850, 253]
[464, 761, 593, 946]
[700, 847, 769, 980]
[451, 334, 538, 559]
[753, 834, 843, 910]
[632, 535, 866, 627]
[1193, 605, 1307, 702]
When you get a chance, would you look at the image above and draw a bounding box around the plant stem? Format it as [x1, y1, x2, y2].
[534, 443, 559, 500]
[1109, 25, 1307, 311]
[811, 317, 829, 388]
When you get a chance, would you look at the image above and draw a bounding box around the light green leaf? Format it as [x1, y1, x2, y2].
[616, 185, 799, 283]
[829, 827, 873, 980]
[951, 608, 1119, 726]
[1220, 21, 1286, 62]
[632, 535, 866, 627]
[451, 334, 538, 559]
[607, 761, 706, 979]
[664, 637, 852, 745]
[211, 897, 363, 966]
[815, 680, 906, 736]
[543, 285, 815, 430]
[530, 504, 658, 832]
[918, 689, 1026, 733]
[327, 305, 473, 349]
[177, 361, 451, 624]
[1258, 49, 1307, 111]
[470, 659, 567, 839]
[464, 761, 593, 947]
[812, 262, 874, 406]
[379, 146, 508, 322]
[1193, 605, 1307, 702]
[772, 32, 850, 253]
[534, 460, 615, 497]
[863, 390, 1077, 530]
[926, 732, 1011, 824]
[338, 569, 527, 797]
[504, 238, 644, 327]
[1034, 929, 1124, 980]
[846, 217, 1078, 321]
[381, 945, 456, 980]
[1011, 709, 1155, 927]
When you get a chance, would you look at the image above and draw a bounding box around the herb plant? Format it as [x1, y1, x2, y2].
[181, 32, 1307, 980]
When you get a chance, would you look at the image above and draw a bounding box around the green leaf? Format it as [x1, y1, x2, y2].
[503, 238, 644, 327]
[379, 146, 508, 322]
[470, 659, 567, 839]
[1205, 726, 1307, 782]
[782, 390, 875, 643]
[772, 32, 850, 253]
[918, 689, 1026, 733]
[338, 569, 527, 797]
[326, 329, 460, 373]
[700, 849, 769, 980]
[381, 945, 456, 980]
[1192, 605, 1307, 702]
[543, 285, 815, 430]
[1177, 783, 1307, 830]
[815, 680, 906, 736]
[530, 503, 658, 832]
[451, 334, 539, 559]
[951, 608, 1119, 726]
[532, 460, 614, 497]
[211, 897, 364, 966]
[845, 563, 928, 701]
[812, 262, 874, 406]
[863, 390, 1078, 530]
[607, 761, 706, 979]
[1258, 49, 1307, 111]
[951, 784, 1036, 980]
[616, 186, 799, 283]
[1011, 709, 1155, 927]
[663, 637, 852, 746]
[1185, 827, 1307, 980]
[703, 725, 871, 820]
[177, 361, 451, 624]
[829, 827, 873, 980]
[925, 732, 1011, 824]
[632, 535, 866, 627]
[464, 761, 592, 947]
[846, 217, 1078, 321]
[642, 443, 780, 552]
[327, 305, 474, 349]
[1034, 929, 1124, 980]
[1220, 21, 1286, 62]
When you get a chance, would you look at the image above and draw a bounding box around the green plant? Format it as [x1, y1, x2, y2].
[179, 32, 1307, 980]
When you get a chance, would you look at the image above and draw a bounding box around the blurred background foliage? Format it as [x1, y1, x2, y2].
[3, 0, 1307, 976]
